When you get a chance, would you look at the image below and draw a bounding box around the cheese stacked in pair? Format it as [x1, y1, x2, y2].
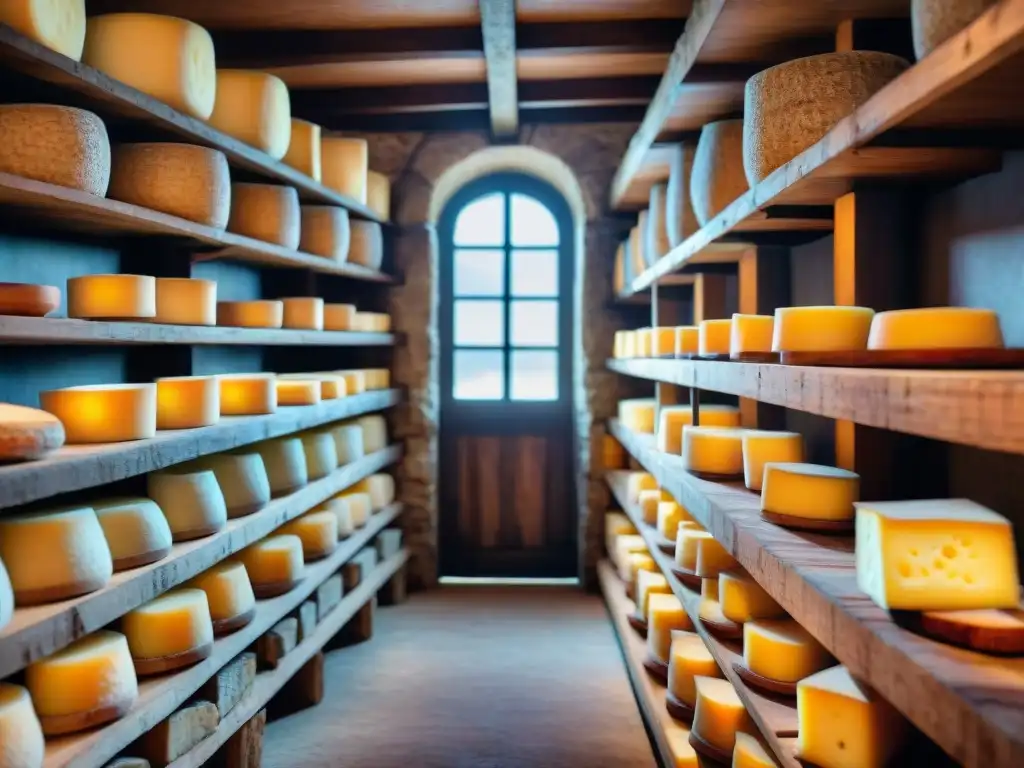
[699, 319, 732, 355]
[634, 570, 670, 622]
[657, 404, 740, 454]
[868, 307, 1003, 350]
[277, 510, 338, 560]
[122, 589, 214, 668]
[742, 431, 803, 492]
[40, 383, 157, 444]
[189, 560, 256, 626]
[744, 619, 832, 683]
[761, 464, 859, 524]
[730, 314, 775, 356]
[682, 426, 745, 477]
[258, 437, 309, 496]
[772, 307, 874, 352]
[148, 467, 228, 541]
[93, 498, 173, 572]
[236, 535, 305, 592]
[156, 375, 220, 429]
[0, 683, 45, 766]
[647, 593, 692, 662]
[667, 631, 721, 708]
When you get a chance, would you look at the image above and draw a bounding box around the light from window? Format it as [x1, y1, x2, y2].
[511, 300, 558, 347]
[454, 249, 504, 296]
[454, 349, 504, 400]
[510, 193, 559, 247]
[454, 192, 505, 246]
[511, 249, 558, 296]
[511, 350, 558, 400]
[454, 300, 504, 347]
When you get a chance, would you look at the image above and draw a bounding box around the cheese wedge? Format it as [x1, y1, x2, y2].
[258, 437, 309, 496]
[0, 683, 45, 768]
[682, 426, 745, 476]
[358, 414, 388, 453]
[614, 534, 647, 574]
[283, 118, 321, 180]
[636, 328, 653, 358]
[657, 404, 741, 454]
[761, 463, 859, 521]
[657, 500, 694, 541]
[209, 70, 291, 159]
[281, 297, 325, 331]
[236, 535, 304, 588]
[668, 630, 721, 706]
[147, 468, 228, 541]
[745, 619, 832, 683]
[366, 170, 391, 220]
[122, 588, 213, 661]
[652, 326, 676, 356]
[277, 510, 338, 560]
[218, 373, 277, 415]
[321, 137, 368, 203]
[276, 379, 321, 406]
[675, 326, 699, 356]
[676, 529, 713, 572]
[730, 314, 775, 356]
[217, 300, 284, 329]
[300, 430, 338, 480]
[40, 383, 156, 444]
[333, 423, 365, 463]
[868, 307, 1003, 350]
[772, 306, 875, 352]
[626, 471, 657, 503]
[0, 0, 86, 60]
[335, 491, 372, 528]
[300, 206, 351, 262]
[156, 375, 219, 429]
[699, 319, 732, 355]
[719, 570, 784, 622]
[67, 274, 155, 319]
[154, 277, 217, 325]
[742, 431, 804, 492]
[638, 489, 664, 525]
[691, 676, 750, 754]
[647, 593, 692, 662]
[228, 183, 301, 248]
[93, 498, 173, 571]
[734, 732, 779, 768]
[696, 537, 736, 577]
[188, 560, 255, 623]
[625, 552, 658, 588]
[618, 398, 656, 434]
[197, 451, 271, 517]
[635, 570, 671, 619]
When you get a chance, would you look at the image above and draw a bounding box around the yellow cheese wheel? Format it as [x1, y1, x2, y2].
[0, 559, 13, 631]
[280, 297, 325, 330]
[635, 328, 653, 357]
[283, 118, 321, 181]
[259, 437, 309, 495]
[336, 491, 372, 528]
[26, 630, 138, 733]
[745, 618, 832, 683]
[719, 570, 784, 623]
[0, 506, 113, 605]
[0, 0, 86, 60]
[208, 70, 291, 160]
[154, 277, 217, 325]
[647, 593, 692, 662]
[614, 534, 647, 574]
[699, 318, 732, 355]
[40, 383, 156, 443]
[0, 104, 110, 195]
[668, 630, 721, 706]
[657, 404, 741, 454]
[217, 300, 284, 329]
[218, 373, 277, 415]
[107, 143, 230, 228]
[734, 732, 779, 768]
[67, 274, 155, 320]
[691, 676, 750, 755]
[83, 14, 215, 119]
[618, 398, 656, 434]
[300, 206, 350, 262]
[324, 303, 357, 331]
[0, 402, 65, 461]
[772, 306, 875, 352]
[188, 560, 255, 623]
[322, 137, 368, 203]
[635, 569, 670, 620]
[155, 375, 219, 429]
[625, 552, 658, 590]
[604, 434, 626, 469]
[613, 242, 627, 296]
[122, 588, 213, 662]
[93, 498, 173, 571]
[276, 379, 321, 406]
[146, 468, 228, 541]
[228, 183, 301, 249]
[194, 451, 271, 518]
[730, 314, 775, 355]
[366, 473, 396, 509]
[365, 368, 391, 389]
[695, 536, 737, 578]
[761, 463, 860, 522]
[330, 370, 364, 395]
[358, 414, 388, 453]
[675, 528, 713, 572]
[348, 220, 384, 270]
[277, 510, 338, 560]
[647, 183, 672, 262]
[675, 325, 699, 356]
[868, 307, 1004, 350]
[366, 170, 391, 221]
[236, 535, 304, 587]
[333, 423, 365, 464]
[628, 225, 644, 278]
[651, 326, 676, 356]
[354, 311, 392, 333]
[682, 426, 745, 476]
[300, 430, 338, 480]
[0, 683, 45, 767]
[742, 430, 804, 492]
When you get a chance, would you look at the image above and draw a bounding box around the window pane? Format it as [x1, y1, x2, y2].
[454, 193, 505, 246]
[454, 350, 504, 400]
[510, 193, 559, 247]
[511, 300, 558, 347]
[511, 249, 558, 297]
[511, 350, 558, 401]
[455, 249, 504, 296]
[454, 300, 503, 347]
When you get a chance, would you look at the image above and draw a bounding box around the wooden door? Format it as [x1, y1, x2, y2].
[438, 173, 577, 578]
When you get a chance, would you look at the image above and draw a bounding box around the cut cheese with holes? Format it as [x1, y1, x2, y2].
[638, 489, 665, 526]
[83, 14, 215, 119]
[868, 307, 1004, 350]
[300, 430, 337, 480]
[358, 414, 387, 453]
[281, 297, 324, 330]
[719, 570, 784, 622]
[618, 398, 656, 434]
[67, 274, 155, 320]
[208, 70, 291, 160]
[657, 501, 694, 541]
[692, 676, 750, 755]
[322, 137, 368, 202]
[761, 463, 860, 522]
[0, 683, 45, 768]
[676, 529, 712, 572]
[742, 431, 804, 492]
[348, 221, 384, 270]
[0, 402, 64, 461]
[366, 170, 391, 221]
[108, 143, 230, 228]
[258, 437, 309, 496]
[682, 426, 745, 476]
[236, 535, 304, 587]
[647, 593, 692, 662]
[276, 379, 321, 406]
[336, 492, 372, 528]
[1, 0, 86, 60]
[300, 206, 350, 262]
[745, 618, 832, 683]
[324, 304, 357, 331]
[278, 510, 338, 560]
[699, 319, 732, 355]
[122, 588, 213, 661]
[283, 118, 321, 180]
[855, 499, 1020, 611]
[40, 383, 156, 443]
[217, 300, 284, 329]
[156, 375, 219, 429]
[0, 506, 112, 606]
[147, 468, 227, 541]
[366, 473, 396, 510]
[657, 404, 741, 454]
[730, 314, 775, 355]
[332, 423, 365, 463]
[668, 630, 721, 706]
[188, 560, 255, 623]
[195, 452, 271, 518]
[734, 732, 779, 768]
[635, 570, 670, 619]
[675, 326, 699, 356]
[635, 328, 653, 358]
[218, 373, 276, 415]
[772, 306, 875, 352]
[797, 665, 908, 768]
[651, 326, 676, 356]
[93, 498, 172, 571]
[228, 183, 300, 248]
[0, 560, 12, 632]
[155, 278, 217, 325]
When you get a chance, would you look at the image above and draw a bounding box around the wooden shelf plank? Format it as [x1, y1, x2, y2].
[0, 389, 400, 511]
[0, 24, 383, 221]
[0, 453, 402, 679]
[39, 508, 404, 768]
[608, 419, 1024, 768]
[607, 357, 1024, 455]
[166, 549, 410, 768]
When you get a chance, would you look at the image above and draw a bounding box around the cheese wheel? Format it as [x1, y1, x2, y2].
[761, 463, 860, 522]
[912, 0, 995, 59]
[657, 404, 741, 454]
[618, 398, 656, 434]
[358, 414, 387, 453]
[349, 221, 384, 271]
[734, 732, 779, 768]
[635, 570, 670, 620]
[612, 330, 628, 359]
[635, 328, 653, 357]
[668, 630, 721, 706]
[280, 372, 345, 399]
[228, 183, 301, 249]
[0, 559, 13, 632]
[647, 593, 692, 662]
[365, 368, 391, 389]
[156, 375, 219, 429]
[701, 578, 719, 600]
[195, 451, 271, 517]
[236, 535, 304, 587]
[40, 383, 157, 443]
[742, 431, 804, 492]
[281, 297, 325, 330]
[675, 325, 699, 356]
[208, 70, 291, 160]
[626, 471, 657, 503]
[276, 379, 321, 406]
[0, 0, 86, 60]
[667, 142, 700, 247]
[0, 105, 110, 195]
[107, 143, 230, 227]
[258, 437, 308, 496]
[25, 631, 138, 733]
[366, 170, 391, 221]
[719, 570, 784, 623]
[745, 618, 832, 683]
[699, 318, 732, 355]
[154, 278, 217, 325]
[324, 303, 357, 331]
[122, 588, 213, 661]
[730, 314, 775, 356]
[83, 14, 215, 119]
[691, 676, 750, 755]
[772, 306, 875, 352]
[300, 430, 338, 480]
[333, 423, 365, 464]
[868, 307, 1004, 350]
[695, 536, 737, 578]
[283, 118, 321, 181]
[636, 210, 652, 267]
[0, 403, 65, 461]
[354, 312, 392, 333]
[321, 137, 368, 203]
[0, 506, 112, 605]
[682, 426, 745, 476]
[67, 274, 155, 320]
[613, 242, 627, 296]
[0, 282, 60, 317]
[690, 120, 748, 226]
[366, 473, 396, 510]
[217, 300, 284, 329]
[277, 510, 338, 560]
[146, 468, 228, 541]
[188, 560, 255, 623]
[337, 491, 372, 528]
[336, 370, 367, 395]
[300, 206, 351, 262]
[646, 183, 672, 262]
[613, 534, 647, 572]
[649, 326, 674, 357]
[93, 498, 173, 571]
[315, 498, 354, 538]
[676, 529, 713, 572]
[0, 683, 45, 768]
[218, 373, 277, 415]
[619, 330, 637, 358]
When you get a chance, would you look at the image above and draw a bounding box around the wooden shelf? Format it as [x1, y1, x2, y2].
[608, 357, 1024, 456]
[0, 315, 396, 347]
[166, 549, 409, 768]
[0, 389, 400, 511]
[0, 24, 383, 222]
[39, 507, 404, 768]
[608, 419, 1024, 768]
[0, 451, 402, 679]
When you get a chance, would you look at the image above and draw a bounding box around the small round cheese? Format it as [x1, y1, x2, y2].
[300, 206, 350, 262]
[0, 559, 13, 631]
[283, 118, 321, 181]
[122, 588, 213, 661]
[868, 307, 1004, 350]
[772, 306, 875, 352]
[742, 430, 804, 492]
[0, 0, 86, 60]
[301, 430, 338, 480]
[67, 274, 156, 320]
[0, 683, 45, 768]
[744, 618, 832, 683]
[321, 137, 368, 203]
[156, 375, 220, 430]
[236, 535, 304, 588]
[366, 473, 396, 510]
[208, 70, 291, 160]
[228, 183, 301, 249]
[189, 560, 255, 623]
[651, 326, 676, 356]
[618, 398, 656, 434]
[366, 170, 391, 221]
[324, 303, 357, 331]
[279, 372, 345, 399]
[277, 510, 338, 560]
[154, 278, 217, 325]
[760, 463, 860, 522]
[146, 468, 228, 541]
[348, 221, 384, 270]
[218, 373, 277, 415]
[217, 300, 284, 329]
[699, 318, 732, 355]
[276, 379, 321, 406]
[281, 297, 325, 330]
[730, 314, 775, 356]
[333, 423, 365, 464]
[40, 383, 157, 444]
[195, 451, 271, 518]
[0, 282, 60, 317]
[0, 403, 65, 462]
[682, 426, 745, 476]
[690, 119, 748, 226]
[313, 498, 354, 538]
[336, 491, 371, 528]
[93, 498, 173, 572]
[354, 312, 391, 333]
[258, 437, 308, 496]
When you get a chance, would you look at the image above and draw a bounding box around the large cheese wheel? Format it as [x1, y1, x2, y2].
[690, 120, 748, 226]
[0, 105, 110, 195]
[300, 206, 350, 261]
[324, 303, 357, 331]
[235, 535, 304, 592]
[146, 468, 228, 541]
[258, 437, 308, 496]
[283, 118, 321, 181]
[321, 137, 368, 203]
[0, 683, 45, 768]
[772, 306, 875, 352]
[208, 70, 291, 160]
[83, 14, 216, 120]
[348, 220, 384, 270]
[301, 430, 338, 480]
[666, 142, 699, 247]
[282, 297, 324, 330]
[646, 183, 672, 262]
[25, 630, 138, 736]
[0, 403, 64, 462]
[218, 373, 277, 415]
[93, 498, 173, 572]
[744, 53, 908, 185]
[357, 414, 387, 453]
[366, 170, 391, 221]
[108, 143, 231, 228]
[217, 300, 284, 329]
[188, 560, 255, 624]
[868, 307, 1004, 350]
[762, 463, 860, 522]
[39, 383, 157, 443]
[122, 588, 213, 662]
[156, 375, 219, 429]
[277, 510, 338, 560]
[730, 314, 775, 356]
[1, 0, 85, 59]
[333, 423, 365, 464]
[228, 183, 301, 249]
[153, 277, 216, 326]
[195, 451, 271, 517]
[742, 430, 804, 492]
[912, 0, 995, 59]
[67, 274, 155, 320]
[0, 506, 112, 606]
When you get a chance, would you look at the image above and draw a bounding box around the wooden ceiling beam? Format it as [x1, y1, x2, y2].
[479, 0, 519, 136]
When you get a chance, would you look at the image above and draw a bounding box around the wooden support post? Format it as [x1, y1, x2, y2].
[836, 18, 915, 60]
[296, 601, 318, 643]
[137, 701, 219, 767]
[257, 618, 299, 671]
[200, 653, 256, 718]
[268, 652, 325, 721]
[379, 563, 408, 606]
[210, 709, 265, 768]
[328, 598, 376, 650]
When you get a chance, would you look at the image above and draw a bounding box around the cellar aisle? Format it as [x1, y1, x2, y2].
[263, 585, 657, 768]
